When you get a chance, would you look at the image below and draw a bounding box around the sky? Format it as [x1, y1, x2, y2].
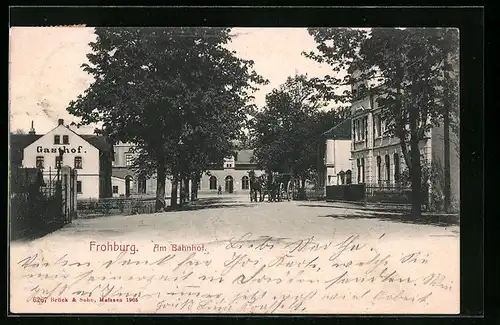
[9, 27, 336, 134]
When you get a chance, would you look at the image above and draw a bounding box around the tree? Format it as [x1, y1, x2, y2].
[68, 27, 266, 211]
[305, 28, 459, 218]
[250, 74, 349, 189]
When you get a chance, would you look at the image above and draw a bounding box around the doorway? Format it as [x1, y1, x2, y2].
[125, 176, 133, 197]
[225, 176, 234, 194]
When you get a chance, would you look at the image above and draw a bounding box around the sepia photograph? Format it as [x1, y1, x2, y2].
[9, 26, 460, 314]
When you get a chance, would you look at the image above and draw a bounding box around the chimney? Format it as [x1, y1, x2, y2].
[28, 121, 36, 135]
[58, 119, 64, 126]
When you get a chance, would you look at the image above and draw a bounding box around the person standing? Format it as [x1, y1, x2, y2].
[218, 185, 222, 195]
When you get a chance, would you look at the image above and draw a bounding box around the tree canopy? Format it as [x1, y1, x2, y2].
[68, 27, 267, 209]
[250, 74, 350, 182]
[305, 27, 459, 216]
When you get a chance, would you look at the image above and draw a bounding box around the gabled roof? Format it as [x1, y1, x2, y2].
[81, 135, 113, 152]
[322, 119, 352, 140]
[9, 132, 113, 167]
[10, 134, 43, 167]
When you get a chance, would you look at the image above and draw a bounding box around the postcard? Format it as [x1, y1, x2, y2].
[9, 26, 460, 314]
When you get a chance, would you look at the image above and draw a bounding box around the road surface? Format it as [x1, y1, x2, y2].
[10, 195, 460, 314]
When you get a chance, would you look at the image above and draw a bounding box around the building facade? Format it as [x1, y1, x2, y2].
[111, 144, 265, 197]
[11, 119, 113, 199]
[110, 142, 164, 198]
[348, 81, 460, 210]
[198, 150, 265, 195]
[320, 119, 352, 187]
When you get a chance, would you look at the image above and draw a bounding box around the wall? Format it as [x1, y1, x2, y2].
[324, 139, 352, 185]
[75, 175, 101, 199]
[22, 125, 101, 199]
[111, 177, 126, 197]
[335, 140, 352, 173]
[113, 142, 134, 167]
[352, 136, 431, 186]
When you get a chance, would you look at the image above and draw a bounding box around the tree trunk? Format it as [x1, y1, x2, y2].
[183, 177, 190, 203]
[155, 163, 167, 212]
[443, 56, 452, 213]
[179, 174, 185, 206]
[409, 110, 422, 219]
[170, 174, 179, 208]
[191, 174, 199, 201]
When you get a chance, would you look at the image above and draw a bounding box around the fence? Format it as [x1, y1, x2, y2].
[325, 183, 429, 208]
[326, 184, 366, 202]
[77, 197, 157, 217]
[303, 186, 325, 201]
[10, 167, 76, 240]
[365, 183, 429, 207]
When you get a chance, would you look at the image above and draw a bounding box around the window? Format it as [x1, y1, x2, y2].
[356, 159, 361, 183]
[209, 176, 217, 190]
[74, 156, 83, 169]
[374, 114, 382, 138]
[354, 118, 367, 141]
[55, 156, 63, 168]
[360, 158, 365, 183]
[36, 156, 44, 169]
[385, 154, 391, 186]
[242, 176, 249, 190]
[376, 156, 382, 185]
[394, 153, 401, 185]
[345, 170, 352, 184]
[54, 135, 60, 144]
[125, 154, 133, 166]
[112, 186, 119, 194]
[338, 171, 345, 185]
[62, 135, 69, 144]
[76, 181, 82, 194]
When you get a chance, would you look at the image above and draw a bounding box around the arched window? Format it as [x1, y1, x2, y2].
[225, 175, 234, 193]
[394, 153, 400, 185]
[209, 176, 217, 190]
[360, 158, 365, 183]
[376, 156, 382, 185]
[338, 171, 345, 185]
[241, 176, 249, 190]
[345, 170, 352, 184]
[385, 154, 391, 186]
[356, 159, 361, 183]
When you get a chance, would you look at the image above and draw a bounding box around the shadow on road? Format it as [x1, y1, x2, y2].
[166, 196, 257, 212]
[317, 213, 459, 228]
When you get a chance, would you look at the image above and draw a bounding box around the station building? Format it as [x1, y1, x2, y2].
[198, 150, 265, 195]
[111, 144, 265, 197]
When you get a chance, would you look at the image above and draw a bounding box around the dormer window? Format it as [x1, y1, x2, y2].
[54, 135, 60, 144]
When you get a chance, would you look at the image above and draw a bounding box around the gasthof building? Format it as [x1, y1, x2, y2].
[10, 119, 113, 199]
